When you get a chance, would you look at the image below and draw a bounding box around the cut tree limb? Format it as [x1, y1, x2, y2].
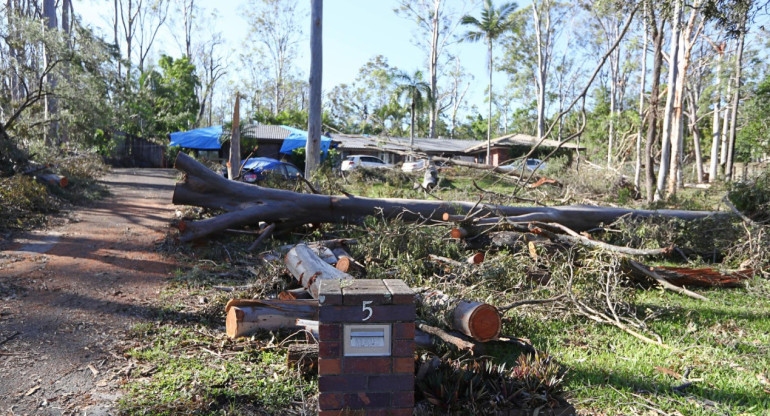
[172, 152, 726, 241]
[627, 260, 709, 301]
[416, 289, 501, 342]
[528, 223, 672, 257]
[284, 244, 353, 299]
[225, 299, 319, 338]
[417, 322, 476, 352]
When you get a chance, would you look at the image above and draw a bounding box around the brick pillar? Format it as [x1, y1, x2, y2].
[318, 279, 415, 416]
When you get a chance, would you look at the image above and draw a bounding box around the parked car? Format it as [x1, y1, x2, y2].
[238, 157, 303, 183]
[401, 159, 428, 172]
[340, 155, 393, 171]
[497, 158, 546, 173]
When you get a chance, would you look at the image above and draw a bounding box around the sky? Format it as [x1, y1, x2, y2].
[75, 0, 498, 115]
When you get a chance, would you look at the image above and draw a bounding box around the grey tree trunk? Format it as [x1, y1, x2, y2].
[708, 47, 723, 182]
[486, 39, 493, 165]
[645, 13, 665, 203]
[43, 0, 58, 146]
[227, 94, 241, 180]
[428, 0, 440, 138]
[725, 11, 747, 181]
[655, 0, 682, 201]
[634, 4, 648, 189]
[305, 0, 323, 178]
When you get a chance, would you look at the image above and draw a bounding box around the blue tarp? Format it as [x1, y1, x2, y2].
[241, 157, 283, 171]
[278, 125, 331, 155]
[169, 125, 223, 150]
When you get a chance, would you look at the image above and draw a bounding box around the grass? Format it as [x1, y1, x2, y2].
[119, 163, 770, 415]
[119, 323, 317, 415]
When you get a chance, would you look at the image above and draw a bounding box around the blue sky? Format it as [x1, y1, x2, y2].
[76, 0, 499, 114]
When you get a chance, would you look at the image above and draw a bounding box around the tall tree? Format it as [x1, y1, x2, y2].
[244, 0, 304, 115]
[461, 0, 517, 164]
[634, 3, 648, 189]
[707, 37, 725, 183]
[395, 0, 467, 138]
[644, 4, 665, 203]
[394, 69, 431, 148]
[724, 7, 749, 181]
[43, 0, 59, 145]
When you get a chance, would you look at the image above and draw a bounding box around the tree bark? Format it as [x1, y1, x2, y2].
[284, 244, 352, 299]
[634, 3, 648, 190]
[725, 11, 747, 182]
[225, 299, 319, 338]
[172, 153, 726, 242]
[645, 13, 665, 203]
[306, 0, 322, 178]
[708, 44, 724, 183]
[655, 0, 682, 201]
[416, 289, 501, 342]
[227, 93, 241, 180]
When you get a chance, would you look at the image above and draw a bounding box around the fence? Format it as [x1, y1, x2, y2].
[106, 132, 166, 168]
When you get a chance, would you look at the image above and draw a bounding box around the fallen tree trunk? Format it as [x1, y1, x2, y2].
[278, 288, 314, 300]
[35, 173, 68, 187]
[172, 153, 726, 241]
[284, 244, 353, 299]
[416, 289, 501, 342]
[225, 299, 319, 338]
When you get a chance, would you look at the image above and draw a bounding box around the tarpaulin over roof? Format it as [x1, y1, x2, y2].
[278, 125, 331, 155]
[169, 125, 223, 150]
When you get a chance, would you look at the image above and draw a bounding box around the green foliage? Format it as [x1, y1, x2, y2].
[124, 55, 200, 138]
[0, 175, 58, 231]
[737, 72, 770, 161]
[728, 170, 770, 223]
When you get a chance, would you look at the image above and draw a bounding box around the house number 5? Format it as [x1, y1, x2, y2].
[362, 301, 373, 321]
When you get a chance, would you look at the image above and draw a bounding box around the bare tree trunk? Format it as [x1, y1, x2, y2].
[486, 39, 493, 165]
[634, 3, 648, 190]
[428, 0, 440, 138]
[708, 45, 723, 182]
[532, 0, 550, 140]
[645, 13, 665, 203]
[607, 20, 619, 168]
[655, 0, 681, 201]
[725, 11, 747, 182]
[42, 0, 58, 146]
[227, 93, 241, 180]
[305, 0, 322, 178]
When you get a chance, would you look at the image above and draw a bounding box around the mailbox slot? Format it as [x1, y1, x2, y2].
[343, 324, 391, 356]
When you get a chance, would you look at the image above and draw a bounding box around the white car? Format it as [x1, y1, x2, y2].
[401, 159, 428, 172]
[340, 155, 393, 171]
[497, 158, 546, 172]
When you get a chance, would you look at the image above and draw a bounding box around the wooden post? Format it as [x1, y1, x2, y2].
[305, 0, 322, 178]
[227, 93, 241, 180]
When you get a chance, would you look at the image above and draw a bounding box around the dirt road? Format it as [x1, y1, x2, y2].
[0, 168, 179, 416]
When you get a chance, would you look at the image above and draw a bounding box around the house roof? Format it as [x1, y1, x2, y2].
[332, 134, 478, 155]
[464, 133, 586, 153]
[241, 124, 293, 140]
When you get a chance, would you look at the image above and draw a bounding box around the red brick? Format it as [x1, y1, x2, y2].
[366, 410, 389, 416]
[319, 341, 341, 358]
[319, 304, 415, 323]
[318, 375, 368, 392]
[391, 391, 415, 408]
[368, 374, 414, 391]
[389, 408, 414, 416]
[393, 357, 414, 374]
[344, 357, 390, 374]
[318, 392, 344, 410]
[392, 339, 414, 357]
[383, 279, 414, 304]
[393, 323, 415, 339]
[344, 392, 391, 408]
[318, 411, 341, 416]
[319, 358, 342, 375]
[319, 323, 341, 341]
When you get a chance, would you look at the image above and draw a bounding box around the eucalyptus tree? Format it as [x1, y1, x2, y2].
[394, 70, 431, 148]
[243, 0, 305, 115]
[461, 0, 517, 164]
[395, 0, 470, 138]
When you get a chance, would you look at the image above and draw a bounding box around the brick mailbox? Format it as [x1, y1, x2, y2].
[318, 279, 415, 416]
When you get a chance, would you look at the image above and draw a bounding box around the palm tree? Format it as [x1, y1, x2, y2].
[461, 0, 517, 165]
[394, 70, 431, 149]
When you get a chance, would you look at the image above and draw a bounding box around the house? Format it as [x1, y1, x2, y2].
[331, 134, 479, 164]
[463, 133, 587, 166]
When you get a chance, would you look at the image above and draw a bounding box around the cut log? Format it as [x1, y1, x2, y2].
[278, 288, 314, 300]
[35, 173, 67, 187]
[172, 152, 727, 241]
[466, 252, 485, 264]
[284, 244, 353, 299]
[225, 299, 319, 338]
[416, 290, 501, 342]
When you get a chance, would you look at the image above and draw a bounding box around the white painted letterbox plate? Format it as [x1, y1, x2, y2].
[343, 324, 391, 356]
